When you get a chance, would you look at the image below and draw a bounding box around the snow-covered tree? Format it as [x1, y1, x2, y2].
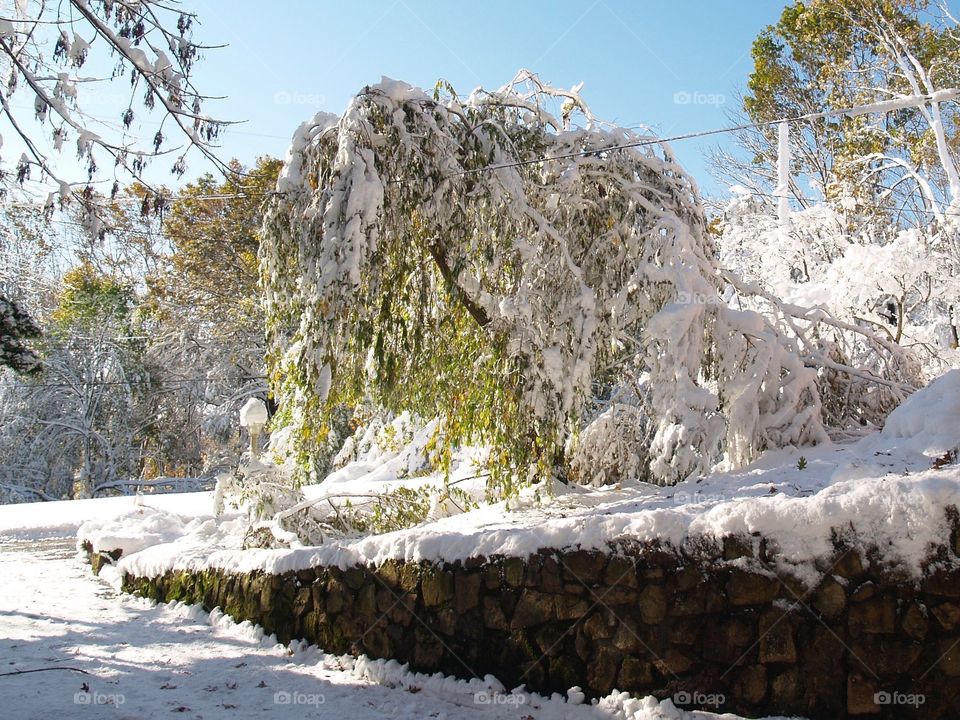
[0, 262, 150, 500]
[262, 72, 830, 492]
[714, 0, 960, 223]
[0, 0, 230, 386]
[142, 159, 277, 474]
[0, 0, 230, 206]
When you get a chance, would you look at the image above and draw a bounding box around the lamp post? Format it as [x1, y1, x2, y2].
[239, 397, 268, 458]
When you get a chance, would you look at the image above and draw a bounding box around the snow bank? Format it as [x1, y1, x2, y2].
[59, 370, 960, 587]
[115, 441, 960, 584]
[78, 506, 214, 556]
[0, 491, 214, 537]
[880, 368, 960, 456]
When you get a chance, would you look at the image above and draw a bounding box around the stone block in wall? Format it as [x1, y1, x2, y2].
[938, 638, 960, 676]
[668, 617, 701, 646]
[670, 583, 707, 616]
[603, 556, 639, 587]
[617, 656, 654, 688]
[510, 589, 555, 628]
[398, 563, 420, 593]
[361, 625, 392, 658]
[653, 648, 693, 675]
[355, 582, 376, 616]
[483, 562, 500, 589]
[430, 607, 456, 636]
[421, 566, 454, 607]
[532, 624, 569, 658]
[562, 549, 607, 586]
[547, 654, 583, 692]
[375, 587, 394, 613]
[675, 565, 702, 592]
[596, 583, 637, 606]
[768, 667, 802, 713]
[377, 559, 400, 587]
[900, 601, 929, 640]
[811, 575, 847, 619]
[555, 594, 590, 621]
[454, 569, 481, 614]
[524, 555, 542, 587]
[931, 601, 960, 630]
[540, 555, 562, 593]
[611, 613, 645, 654]
[851, 636, 922, 677]
[846, 673, 879, 716]
[703, 616, 754, 667]
[727, 568, 781, 606]
[482, 595, 508, 631]
[638, 583, 667, 624]
[500, 589, 519, 618]
[922, 568, 960, 597]
[733, 664, 767, 705]
[502, 556, 525, 588]
[586, 646, 622, 695]
[723, 535, 755, 560]
[582, 608, 616, 640]
[758, 608, 797, 664]
[412, 627, 444, 670]
[848, 593, 896, 636]
[326, 578, 348, 613]
[292, 586, 312, 619]
[831, 547, 864, 580]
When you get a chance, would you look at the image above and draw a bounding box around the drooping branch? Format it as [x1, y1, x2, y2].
[424, 237, 490, 328]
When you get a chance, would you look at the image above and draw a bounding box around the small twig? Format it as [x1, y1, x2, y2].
[0, 667, 93, 677]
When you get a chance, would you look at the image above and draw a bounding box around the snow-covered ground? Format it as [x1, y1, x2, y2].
[0, 529, 794, 720]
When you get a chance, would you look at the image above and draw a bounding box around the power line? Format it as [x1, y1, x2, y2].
[396, 89, 960, 182]
[2, 374, 267, 390]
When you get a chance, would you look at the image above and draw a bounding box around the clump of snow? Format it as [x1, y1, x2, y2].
[78, 506, 214, 556]
[112, 442, 960, 588]
[239, 397, 268, 428]
[881, 369, 960, 456]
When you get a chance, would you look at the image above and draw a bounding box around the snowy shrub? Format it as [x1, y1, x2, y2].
[215, 457, 337, 548]
[262, 71, 828, 491]
[568, 403, 652, 487]
[715, 193, 939, 429]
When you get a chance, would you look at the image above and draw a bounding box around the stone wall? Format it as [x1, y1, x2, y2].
[114, 509, 960, 719]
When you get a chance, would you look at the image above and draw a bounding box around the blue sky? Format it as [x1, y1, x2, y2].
[187, 0, 793, 198]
